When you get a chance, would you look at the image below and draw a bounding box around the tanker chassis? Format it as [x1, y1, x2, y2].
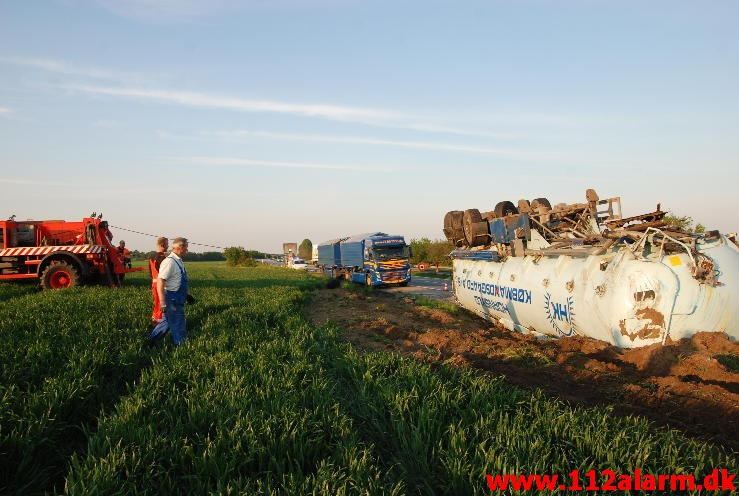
[443, 189, 738, 348]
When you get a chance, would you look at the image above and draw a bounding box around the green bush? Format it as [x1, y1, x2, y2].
[298, 238, 313, 260]
[223, 246, 263, 266]
[409, 238, 454, 265]
[663, 213, 706, 233]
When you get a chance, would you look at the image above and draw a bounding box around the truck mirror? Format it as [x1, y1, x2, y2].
[408, 246, 414, 258]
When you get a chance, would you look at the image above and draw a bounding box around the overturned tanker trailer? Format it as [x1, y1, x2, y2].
[443, 189, 739, 348]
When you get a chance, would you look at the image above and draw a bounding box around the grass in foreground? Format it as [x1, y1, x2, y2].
[414, 295, 460, 314]
[715, 353, 739, 372]
[0, 263, 735, 495]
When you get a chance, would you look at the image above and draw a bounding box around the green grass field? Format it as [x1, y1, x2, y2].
[412, 270, 452, 280]
[1, 263, 736, 495]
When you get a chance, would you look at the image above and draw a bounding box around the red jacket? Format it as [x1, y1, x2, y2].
[148, 252, 167, 278]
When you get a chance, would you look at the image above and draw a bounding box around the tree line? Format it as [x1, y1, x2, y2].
[131, 251, 226, 262]
[223, 247, 269, 267]
[408, 238, 454, 266]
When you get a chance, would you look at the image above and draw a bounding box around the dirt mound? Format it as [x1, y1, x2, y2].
[307, 287, 739, 450]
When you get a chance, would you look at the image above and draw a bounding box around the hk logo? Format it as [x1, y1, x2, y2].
[544, 293, 576, 336]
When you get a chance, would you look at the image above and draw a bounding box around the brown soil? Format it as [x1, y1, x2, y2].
[307, 287, 739, 451]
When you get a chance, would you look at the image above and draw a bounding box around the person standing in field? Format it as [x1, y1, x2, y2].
[148, 237, 169, 327]
[118, 240, 132, 269]
[148, 237, 191, 346]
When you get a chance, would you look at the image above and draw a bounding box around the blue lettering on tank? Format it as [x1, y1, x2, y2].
[456, 277, 532, 305]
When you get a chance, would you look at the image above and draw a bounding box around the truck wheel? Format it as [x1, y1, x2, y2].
[40, 261, 80, 290]
[398, 281, 409, 287]
[494, 201, 518, 218]
[365, 273, 373, 286]
[443, 210, 465, 246]
[462, 209, 484, 246]
[530, 197, 552, 211]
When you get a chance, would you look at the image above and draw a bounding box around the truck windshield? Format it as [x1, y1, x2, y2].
[373, 246, 409, 261]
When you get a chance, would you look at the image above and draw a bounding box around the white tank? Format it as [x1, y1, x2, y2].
[453, 233, 739, 348]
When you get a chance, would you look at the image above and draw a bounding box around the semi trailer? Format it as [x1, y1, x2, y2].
[443, 189, 739, 348]
[318, 232, 412, 286]
[0, 214, 144, 289]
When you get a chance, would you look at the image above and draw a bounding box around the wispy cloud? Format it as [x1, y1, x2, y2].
[395, 123, 519, 139]
[0, 56, 161, 83]
[8, 55, 565, 136]
[207, 130, 539, 158]
[90, 0, 245, 22]
[88, 0, 337, 23]
[66, 84, 402, 122]
[166, 156, 393, 172]
[0, 177, 71, 186]
[64, 84, 527, 137]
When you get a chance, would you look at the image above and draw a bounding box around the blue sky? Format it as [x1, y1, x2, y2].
[1, 0, 737, 252]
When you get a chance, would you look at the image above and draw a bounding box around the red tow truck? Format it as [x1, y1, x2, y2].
[0, 215, 143, 289]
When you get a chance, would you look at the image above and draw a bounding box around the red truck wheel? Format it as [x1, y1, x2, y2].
[40, 261, 80, 290]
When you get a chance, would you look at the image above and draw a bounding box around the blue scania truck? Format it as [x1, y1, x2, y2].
[317, 232, 412, 286]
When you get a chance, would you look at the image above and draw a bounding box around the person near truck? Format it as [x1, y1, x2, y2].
[118, 240, 132, 269]
[148, 237, 193, 346]
[148, 237, 169, 327]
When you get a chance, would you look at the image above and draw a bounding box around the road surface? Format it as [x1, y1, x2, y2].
[380, 275, 455, 302]
[304, 266, 455, 302]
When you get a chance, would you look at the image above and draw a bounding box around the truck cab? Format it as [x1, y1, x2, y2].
[343, 233, 412, 286]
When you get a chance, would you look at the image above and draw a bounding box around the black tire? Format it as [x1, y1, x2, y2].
[398, 281, 409, 287]
[462, 208, 483, 246]
[443, 210, 465, 246]
[365, 273, 373, 286]
[494, 201, 518, 218]
[40, 260, 80, 290]
[530, 197, 552, 211]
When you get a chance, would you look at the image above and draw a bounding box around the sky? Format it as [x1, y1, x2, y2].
[1, 0, 737, 252]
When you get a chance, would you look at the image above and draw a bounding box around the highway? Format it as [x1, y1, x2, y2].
[380, 275, 455, 302]
[303, 264, 455, 301]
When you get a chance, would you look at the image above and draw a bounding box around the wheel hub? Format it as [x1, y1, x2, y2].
[50, 271, 71, 289]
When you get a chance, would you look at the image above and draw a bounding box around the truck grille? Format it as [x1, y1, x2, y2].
[378, 260, 407, 269]
[380, 270, 406, 281]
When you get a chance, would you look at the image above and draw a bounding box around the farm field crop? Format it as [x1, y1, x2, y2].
[1, 262, 736, 495]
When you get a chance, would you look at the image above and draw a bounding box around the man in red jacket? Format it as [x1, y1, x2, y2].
[148, 237, 169, 326]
